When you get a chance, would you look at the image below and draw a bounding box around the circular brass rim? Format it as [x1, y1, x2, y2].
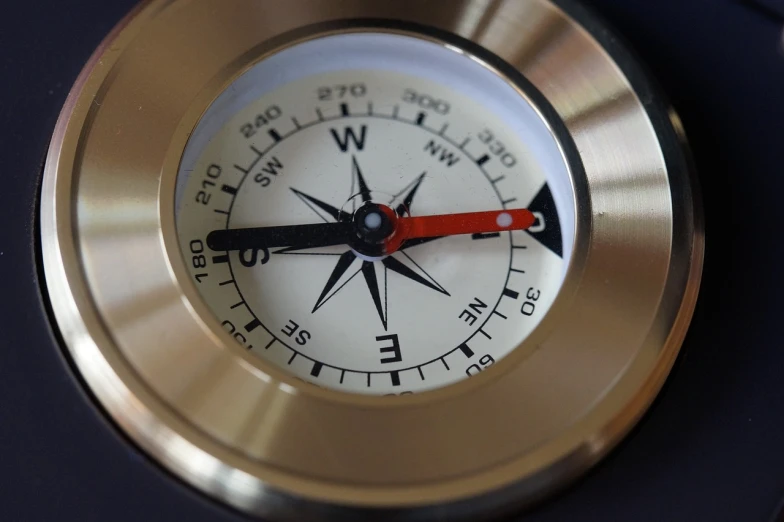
[40, 1, 703, 520]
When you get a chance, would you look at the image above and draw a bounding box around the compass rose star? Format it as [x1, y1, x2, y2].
[280, 156, 449, 329]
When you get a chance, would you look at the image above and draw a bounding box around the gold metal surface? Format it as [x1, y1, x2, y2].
[40, 0, 703, 520]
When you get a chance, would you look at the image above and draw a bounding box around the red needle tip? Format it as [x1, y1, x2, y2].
[383, 208, 535, 253]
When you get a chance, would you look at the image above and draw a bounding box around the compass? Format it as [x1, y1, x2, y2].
[39, 1, 703, 520]
[177, 40, 568, 395]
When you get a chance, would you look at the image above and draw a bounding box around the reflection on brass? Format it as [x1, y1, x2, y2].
[40, 1, 703, 520]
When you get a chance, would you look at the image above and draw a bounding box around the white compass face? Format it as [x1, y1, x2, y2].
[175, 33, 575, 394]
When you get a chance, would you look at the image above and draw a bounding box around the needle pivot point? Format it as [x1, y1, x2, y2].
[364, 212, 382, 230]
[353, 202, 397, 247]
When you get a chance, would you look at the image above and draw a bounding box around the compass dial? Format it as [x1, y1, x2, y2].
[175, 34, 573, 394]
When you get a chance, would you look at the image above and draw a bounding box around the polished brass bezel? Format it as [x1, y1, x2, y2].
[40, 1, 703, 520]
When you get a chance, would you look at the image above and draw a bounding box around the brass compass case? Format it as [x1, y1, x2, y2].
[40, 0, 703, 520]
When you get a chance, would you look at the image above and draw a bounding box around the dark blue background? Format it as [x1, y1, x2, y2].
[1, 1, 782, 520]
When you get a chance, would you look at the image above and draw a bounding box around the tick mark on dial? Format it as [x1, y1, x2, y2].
[315, 107, 324, 121]
[212, 254, 229, 264]
[340, 103, 349, 117]
[214, 209, 229, 215]
[441, 358, 450, 370]
[218, 279, 235, 286]
[264, 338, 276, 350]
[415, 112, 426, 126]
[502, 197, 518, 206]
[291, 116, 301, 129]
[490, 175, 505, 184]
[418, 367, 425, 380]
[230, 300, 245, 310]
[471, 232, 501, 240]
[390, 371, 401, 386]
[244, 318, 261, 332]
[268, 128, 282, 142]
[288, 352, 297, 365]
[367, 102, 373, 115]
[392, 105, 399, 119]
[459, 343, 474, 358]
[234, 145, 264, 174]
[310, 362, 323, 377]
[438, 123, 448, 136]
[221, 184, 237, 196]
[478, 328, 492, 340]
[492, 310, 508, 320]
[510, 268, 525, 274]
[459, 137, 471, 149]
[503, 288, 519, 299]
[476, 154, 490, 166]
[340, 370, 346, 384]
[512, 244, 528, 249]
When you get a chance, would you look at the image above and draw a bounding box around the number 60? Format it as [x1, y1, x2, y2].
[465, 354, 495, 376]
